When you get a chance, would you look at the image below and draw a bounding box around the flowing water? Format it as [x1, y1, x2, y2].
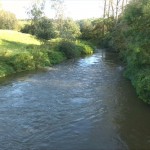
[0, 50, 150, 150]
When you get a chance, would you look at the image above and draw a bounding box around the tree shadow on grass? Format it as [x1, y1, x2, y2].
[0, 39, 39, 51]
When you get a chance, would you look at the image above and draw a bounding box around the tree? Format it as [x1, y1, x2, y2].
[0, 10, 17, 30]
[35, 17, 56, 41]
[51, 0, 65, 37]
[61, 18, 81, 40]
[51, 0, 65, 19]
[78, 19, 94, 40]
[24, 0, 56, 41]
[51, 0, 80, 40]
[27, 0, 45, 21]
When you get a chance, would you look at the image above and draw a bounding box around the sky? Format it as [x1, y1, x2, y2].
[0, 0, 104, 20]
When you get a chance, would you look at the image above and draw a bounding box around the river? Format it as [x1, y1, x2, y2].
[0, 49, 150, 150]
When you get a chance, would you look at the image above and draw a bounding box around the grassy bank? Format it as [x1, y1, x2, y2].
[0, 30, 94, 78]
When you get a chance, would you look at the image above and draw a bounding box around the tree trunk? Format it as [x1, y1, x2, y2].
[103, 0, 107, 36]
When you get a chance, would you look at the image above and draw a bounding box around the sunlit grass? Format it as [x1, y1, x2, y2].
[0, 30, 40, 44]
[0, 30, 40, 51]
[0, 30, 40, 59]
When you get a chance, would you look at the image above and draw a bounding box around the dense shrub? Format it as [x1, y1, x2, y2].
[57, 40, 94, 59]
[47, 51, 65, 65]
[9, 52, 35, 72]
[75, 41, 93, 56]
[20, 24, 35, 34]
[125, 67, 150, 104]
[58, 40, 81, 59]
[0, 61, 14, 77]
[135, 69, 150, 104]
[30, 49, 50, 67]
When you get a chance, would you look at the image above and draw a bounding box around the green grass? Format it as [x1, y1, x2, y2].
[0, 30, 94, 78]
[0, 30, 40, 47]
[0, 30, 62, 77]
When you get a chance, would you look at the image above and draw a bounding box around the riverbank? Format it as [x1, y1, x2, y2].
[0, 30, 94, 78]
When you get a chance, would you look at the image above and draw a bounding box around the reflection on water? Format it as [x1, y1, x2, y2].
[0, 50, 150, 150]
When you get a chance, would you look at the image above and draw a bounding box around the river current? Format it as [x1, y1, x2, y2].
[0, 50, 150, 150]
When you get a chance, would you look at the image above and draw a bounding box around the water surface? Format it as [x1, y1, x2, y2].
[0, 50, 150, 150]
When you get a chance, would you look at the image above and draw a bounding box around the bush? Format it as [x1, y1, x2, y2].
[0, 61, 14, 77]
[58, 40, 81, 59]
[76, 41, 93, 56]
[47, 51, 65, 65]
[127, 68, 150, 104]
[20, 24, 35, 34]
[30, 49, 50, 68]
[9, 52, 35, 72]
[57, 39, 94, 59]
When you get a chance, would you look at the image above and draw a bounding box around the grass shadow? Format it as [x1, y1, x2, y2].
[0, 39, 39, 52]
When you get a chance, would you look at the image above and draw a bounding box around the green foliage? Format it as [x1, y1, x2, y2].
[23, 1, 80, 42]
[75, 40, 93, 56]
[78, 19, 94, 40]
[58, 39, 94, 59]
[102, 0, 150, 103]
[24, 0, 57, 41]
[20, 24, 35, 34]
[0, 10, 17, 30]
[30, 49, 50, 67]
[0, 30, 94, 78]
[21, 19, 56, 42]
[78, 18, 115, 45]
[135, 69, 150, 104]
[47, 50, 65, 64]
[9, 52, 35, 72]
[58, 40, 81, 59]
[22, 0, 58, 42]
[61, 18, 81, 40]
[125, 67, 150, 104]
[34, 17, 57, 41]
[0, 30, 49, 76]
[0, 61, 14, 77]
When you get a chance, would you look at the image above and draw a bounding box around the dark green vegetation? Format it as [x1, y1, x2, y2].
[101, 0, 150, 103]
